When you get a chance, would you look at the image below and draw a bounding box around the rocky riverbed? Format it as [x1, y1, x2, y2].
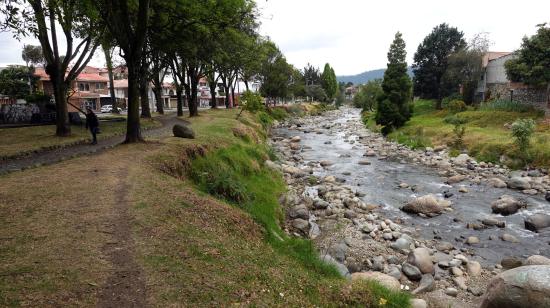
[268, 107, 550, 307]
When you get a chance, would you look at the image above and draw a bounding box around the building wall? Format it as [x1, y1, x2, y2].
[485, 54, 516, 84]
[487, 83, 549, 113]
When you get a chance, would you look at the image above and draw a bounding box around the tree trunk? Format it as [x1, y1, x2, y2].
[176, 85, 184, 117]
[153, 87, 164, 114]
[210, 83, 217, 109]
[139, 76, 151, 118]
[125, 62, 142, 143]
[52, 78, 70, 136]
[104, 48, 119, 113]
[231, 86, 236, 108]
[243, 79, 249, 91]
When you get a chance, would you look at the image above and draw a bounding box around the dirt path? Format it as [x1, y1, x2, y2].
[96, 166, 146, 308]
[0, 114, 187, 174]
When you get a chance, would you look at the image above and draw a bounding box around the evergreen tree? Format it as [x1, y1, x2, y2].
[375, 32, 412, 135]
[321, 63, 337, 101]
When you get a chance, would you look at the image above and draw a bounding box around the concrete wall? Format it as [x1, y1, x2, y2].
[0, 103, 40, 124]
[485, 54, 516, 84]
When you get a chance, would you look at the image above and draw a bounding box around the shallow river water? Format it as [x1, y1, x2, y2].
[274, 108, 550, 265]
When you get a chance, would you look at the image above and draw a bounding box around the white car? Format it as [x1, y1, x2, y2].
[101, 105, 113, 113]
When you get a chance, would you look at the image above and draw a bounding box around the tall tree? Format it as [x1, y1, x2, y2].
[21, 44, 44, 93]
[94, 0, 150, 142]
[412, 23, 466, 108]
[101, 39, 119, 113]
[375, 32, 412, 135]
[1, 0, 102, 136]
[303, 63, 321, 86]
[0, 65, 35, 98]
[505, 24, 550, 104]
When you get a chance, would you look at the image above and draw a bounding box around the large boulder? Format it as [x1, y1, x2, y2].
[453, 154, 471, 166]
[172, 124, 195, 139]
[481, 265, 550, 308]
[401, 194, 451, 217]
[488, 177, 507, 188]
[524, 213, 550, 233]
[351, 272, 400, 291]
[321, 254, 350, 278]
[407, 248, 434, 274]
[526, 255, 550, 266]
[491, 195, 526, 216]
[507, 177, 531, 190]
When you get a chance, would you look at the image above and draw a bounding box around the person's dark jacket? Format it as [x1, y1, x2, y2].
[85, 112, 99, 129]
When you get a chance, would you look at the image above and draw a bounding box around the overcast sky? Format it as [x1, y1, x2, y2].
[1, 1, 548, 76]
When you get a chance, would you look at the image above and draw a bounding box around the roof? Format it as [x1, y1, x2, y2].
[34, 67, 108, 82]
[111, 79, 128, 89]
[482, 52, 513, 67]
[76, 73, 108, 82]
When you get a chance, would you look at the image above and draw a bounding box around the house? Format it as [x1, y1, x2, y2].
[476, 52, 548, 111]
[34, 66, 109, 113]
[345, 86, 359, 100]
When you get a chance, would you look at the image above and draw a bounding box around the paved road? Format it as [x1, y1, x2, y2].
[0, 114, 187, 174]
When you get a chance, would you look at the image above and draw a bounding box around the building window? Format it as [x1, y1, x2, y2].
[96, 83, 105, 90]
[78, 83, 90, 91]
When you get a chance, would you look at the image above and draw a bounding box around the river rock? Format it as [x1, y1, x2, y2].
[501, 257, 523, 269]
[401, 194, 450, 216]
[321, 254, 350, 278]
[467, 261, 482, 277]
[289, 204, 309, 220]
[320, 160, 333, 167]
[291, 218, 309, 233]
[445, 287, 459, 297]
[313, 198, 329, 209]
[436, 241, 454, 252]
[358, 160, 371, 165]
[451, 267, 463, 276]
[480, 265, 550, 308]
[466, 236, 480, 245]
[500, 233, 519, 243]
[365, 150, 376, 157]
[412, 274, 435, 295]
[446, 174, 466, 184]
[453, 276, 467, 290]
[524, 213, 550, 232]
[482, 217, 505, 228]
[491, 195, 526, 216]
[402, 262, 422, 281]
[290, 136, 301, 142]
[410, 298, 427, 308]
[507, 177, 531, 190]
[329, 242, 348, 263]
[172, 124, 195, 139]
[453, 154, 471, 166]
[351, 272, 400, 291]
[391, 237, 413, 251]
[289, 143, 301, 150]
[526, 255, 550, 266]
[488, 177, 507, 188]
[407, 248, 434, 274]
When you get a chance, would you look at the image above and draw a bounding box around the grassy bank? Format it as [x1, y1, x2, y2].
[363, 99, 550, 168]
[0, 118, 160, 159]
[1, 104, 409, 307]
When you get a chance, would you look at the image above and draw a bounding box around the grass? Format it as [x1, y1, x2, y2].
[0, 118, 160, 159]
[0, 106, 410, 307]
[374, 99, 550, 168]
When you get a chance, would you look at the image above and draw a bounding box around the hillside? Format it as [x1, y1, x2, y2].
[337, 67, 414, 85]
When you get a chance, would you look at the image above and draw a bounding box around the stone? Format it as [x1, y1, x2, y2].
[446, 174, 466, 184]
[365, 150, 376, 157]
[436, 241, 454, 252]
[344, 210, 357, 220]
[321, 254, 350, 278]
[289, 204, 309, 220]
[453, 154, 471, 165]
[458, 186, 469, 193]
[410, 298, 427, 308]
[454, 254, 468, 264]
[391, 237, 413, 251]
[383, 232, 393, 240]
[290, 136, 301, 142]
[491, 195, 526, 216]
[524, 213, 550, 232]
[480, 265, 550, 308]
[351, 272, 400, 291]
[320, 160, 333, 167]
[488, 177, 507, 188]
[412, 274, 435, 295]
[466, 236, 480, 245]
[445, 287, 459, 297]
[358, 160, 371, 165]
[401, 194, 451, 216]
[482, 218, 506, 228]
[453, 276, 467, 290]
[399, 182, 410, 189]
[313, 198, 329, 209]
[371, 256, 385, 271]
[289, 143, 301, 150]
[172, 124, 195, 139]
[500, 233, 520, 243]
[402, 262, 422, 281]
[501, 257, 523, 269]
[546, 191, 550, 202]
[526, 255, 550, 266]
[265, 160, 282, 172]
[407, 248, 434, 274]
[507, 177, 531, 190]
[329, 242, 348, 263]
[466, 261, 482, 277]
[291, 218, 309, 233]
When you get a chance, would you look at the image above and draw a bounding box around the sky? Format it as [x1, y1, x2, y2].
[1, 0, 549, 76]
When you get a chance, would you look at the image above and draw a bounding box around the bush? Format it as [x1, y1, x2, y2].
[447, 99, 467, 114]
[441, 93, 463, 108]
[241, 90, 265, 113]
[269, 107, 288, 120]
[511, 118, 535, 152]
[479, 99, 540, 113]
[257, 111, 273, 129]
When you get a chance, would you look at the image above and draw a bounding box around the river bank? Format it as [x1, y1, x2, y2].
[270, 107, 550, 307]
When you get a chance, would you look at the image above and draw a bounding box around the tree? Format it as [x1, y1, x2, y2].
[288, 67, 306, 99]
[505, 24, 550, 103]
[94, 0, 150, 142]
[412, 23, 466, 108]
[321, 63, 338, 101]
[303, 63, 321, 86]
[101, 39, 119, 113]
[375, 32, 413, 135]
[21, 44, 44, 94]
[259, 40, 292, 103]
[2, 0, 102, 136]
[0, 65, 35, 98]
[353, 79, 382, 111]
[304, 84, 327, 102]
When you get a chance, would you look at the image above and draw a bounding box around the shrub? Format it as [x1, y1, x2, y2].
[257, 111, 273, 129]
[447, 99, 467, 114]
[479, 99, 539, 113]
[441, 93, 463, 108]
[511, 118, 535, 152]
[240, 90, 265, 113]
[269, 107, 288, 120]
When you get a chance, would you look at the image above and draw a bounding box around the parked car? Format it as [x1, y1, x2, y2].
[100, 105, 122, 113]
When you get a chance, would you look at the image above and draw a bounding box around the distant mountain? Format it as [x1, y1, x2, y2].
[337, 67, 414, 85]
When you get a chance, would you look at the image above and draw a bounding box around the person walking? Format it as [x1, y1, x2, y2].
[85, 107, 99, 145]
